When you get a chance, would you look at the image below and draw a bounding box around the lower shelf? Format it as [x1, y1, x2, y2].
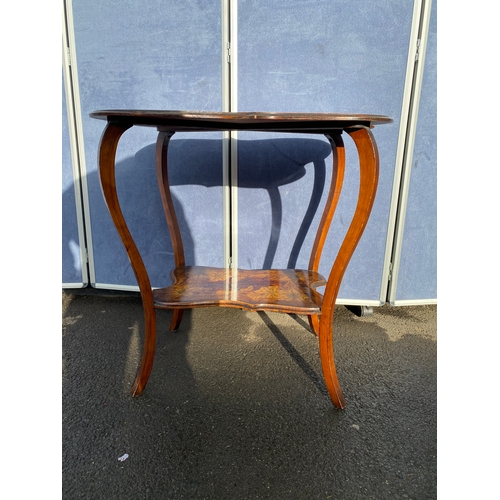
[153, 266, 326, 314]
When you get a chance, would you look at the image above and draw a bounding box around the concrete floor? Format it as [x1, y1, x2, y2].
[62, 290, 436, 499]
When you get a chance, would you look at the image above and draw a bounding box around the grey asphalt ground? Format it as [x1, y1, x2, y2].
[62, 289, 436, 499]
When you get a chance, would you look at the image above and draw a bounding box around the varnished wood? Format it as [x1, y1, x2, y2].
[93, 110, 391, 408]
[307, 133, 346, 336]
[156, 131, 184, 267]
[90, 110, 392, 132]
[153, 266, 326, 314]
[98, 122, 157, 397]
[308, 133, 346, 272]
[317, 126, 380, 409]
[155, 131, 186, 331]
[169, 309, 184, 332]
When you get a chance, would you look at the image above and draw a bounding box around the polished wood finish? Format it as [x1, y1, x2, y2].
[155, 131, 185, 331]
[90, 110, 392, 132]
[318, 127, 380, 409]
[307, 133, 345, 336]
[156, 131, 184, 267]
[94, 110, 392, 408]
[153, 266, 325, 313]
[98, 122, 156, 397]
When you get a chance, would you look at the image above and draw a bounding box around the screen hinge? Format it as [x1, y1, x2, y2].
[414, 38, 421, 62]
[226, 42, 231, 64]
[388, 262, 393, 281]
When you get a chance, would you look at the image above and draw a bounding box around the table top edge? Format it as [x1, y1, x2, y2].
[89, 109, 393, 126]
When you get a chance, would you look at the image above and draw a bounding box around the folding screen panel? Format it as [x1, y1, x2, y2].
[70, 0, 224, 289]
[62, 66, 87, 287]
[236, 0, 416, 303]
[63, 0, 436, 304]
[389, 0, 437, 304]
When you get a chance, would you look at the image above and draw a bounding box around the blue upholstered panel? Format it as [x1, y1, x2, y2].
[394, 0, 437, 302]
[71, 0, 223, 288]
[237, 0, 415, 301]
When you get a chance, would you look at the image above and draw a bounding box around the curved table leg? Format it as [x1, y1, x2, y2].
[98, 123, 157, 396]
[307, 133, 346, 336]
[319, 127, 379, 409]
[169, 309, 184, 332]
[156, 131, 186, 331]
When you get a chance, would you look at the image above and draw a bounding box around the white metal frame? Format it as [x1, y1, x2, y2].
[379, 0, 424, 303]
[222, 0, 239, 269]
[62, 0, 91, 288]
[382, 0, 435, 306]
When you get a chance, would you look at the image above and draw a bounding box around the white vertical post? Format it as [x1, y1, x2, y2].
[380, 0, 433, 303]
[387, 0, 433, 304]
[222, 0, 231, 267]
[222, 0, 239, 269]
[62, 0, 91, 286]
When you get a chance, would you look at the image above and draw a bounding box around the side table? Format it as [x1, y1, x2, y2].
[90, 110, 392, 409]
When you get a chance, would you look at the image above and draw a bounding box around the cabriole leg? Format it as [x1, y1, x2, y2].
[319, 126, 379, 409]
[156, 130, 187, 332]
[307, 133, 345, 337]
[98, 122, 157, 397]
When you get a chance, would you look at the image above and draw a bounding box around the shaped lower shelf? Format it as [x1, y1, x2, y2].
[153, 266, 326, 314]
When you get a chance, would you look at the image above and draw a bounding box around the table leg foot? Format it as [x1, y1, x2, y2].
[130, 307, 157, 397]
[317, 126, 379, 409]
[169, 309, 184, 332]
[319, 316, 346, 409]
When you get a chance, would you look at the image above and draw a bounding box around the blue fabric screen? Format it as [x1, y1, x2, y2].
[237, 0, 415, 301]
[394, 0, 437, 302]
[71, 0, 224, 288]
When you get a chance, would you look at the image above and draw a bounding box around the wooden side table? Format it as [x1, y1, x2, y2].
[90, 110, 392, 409]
